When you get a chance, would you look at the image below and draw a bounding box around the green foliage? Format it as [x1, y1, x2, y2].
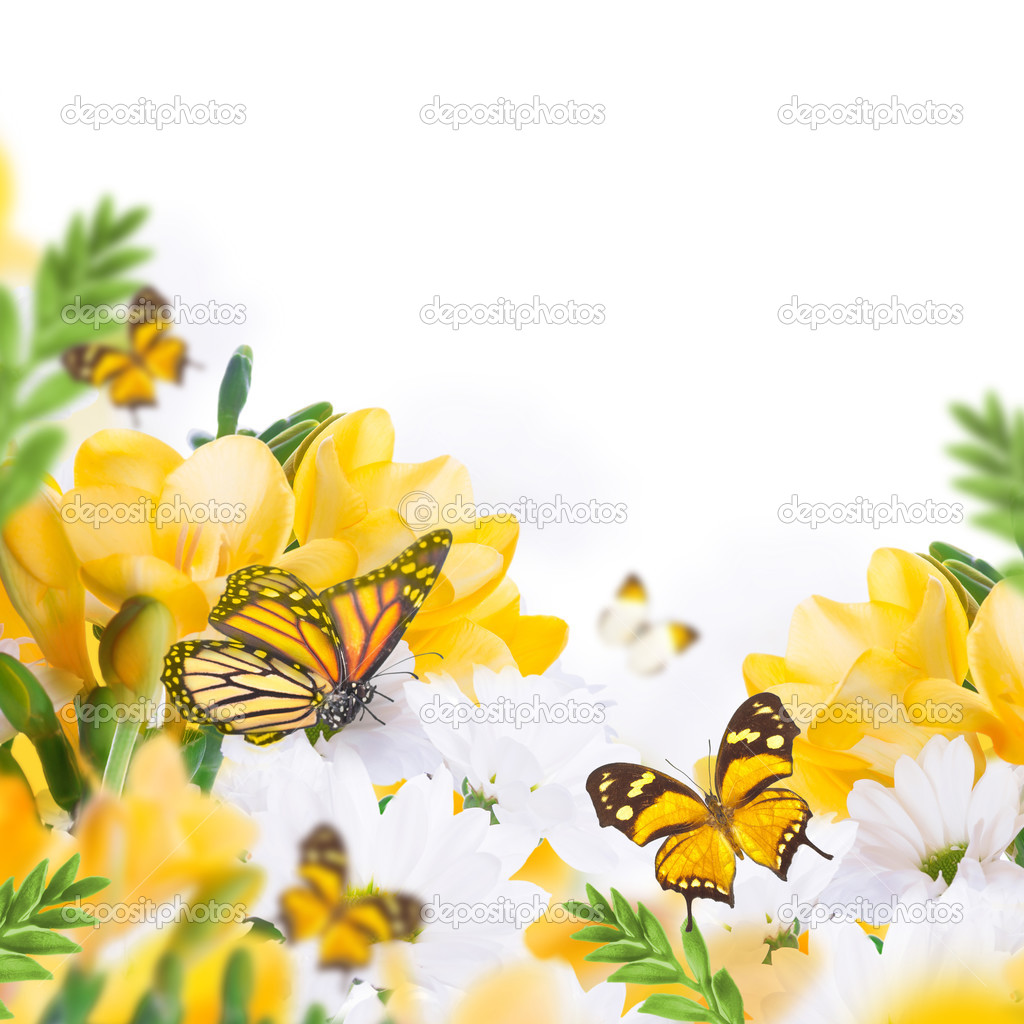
[0, 653, 83, 811]
[0, 854, 108, 1016]
[948, 393, 1024, 548]
[0, 198, 150, 526]
[568, 886, 744, 1024]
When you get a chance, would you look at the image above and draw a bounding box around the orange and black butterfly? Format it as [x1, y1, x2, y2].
[280, 824, 421, 970]
[161, 530, 452, 745]
[587, 692, 831, 929]
[61, 287, 191, 413]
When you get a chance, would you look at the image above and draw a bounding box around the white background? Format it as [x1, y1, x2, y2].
[1, 2, 1016, 760]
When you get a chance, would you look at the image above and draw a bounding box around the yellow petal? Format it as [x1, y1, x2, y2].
[335, 508, 415, 572]
[292, 409, 395, 542]
[407, 619, 516, 692]
[412, 542, 505, 628]
[60, 484, 157, 564]
[275, 538, 360, 592]
[350, 454, 473, 525]
[293, 433, 368, 542]
[0, 487, 94, 682]
[153, 435, 294, 580]
[80, 554, 209, 637]
[73, 429, 183, 493]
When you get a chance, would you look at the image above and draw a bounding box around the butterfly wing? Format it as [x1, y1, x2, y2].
[714, 692, 802, 806]
[319, 530, 453, 684]
[61, 344, 158, 410]
[162, 639, 331, 745]
[209, 566, 343, 684]
[320, 894, 422, 969]
[715, 693, 831, 875]
[626, 621, 699, 675]
[728, 787, 826, 877]
[280, 825, 349, 941]
[597, 573, 648, 646]
[129, 289, 189, 383]
[587, 762, 736, 930]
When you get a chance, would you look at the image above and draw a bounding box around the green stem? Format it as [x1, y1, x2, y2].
[100, 719, 141, 796]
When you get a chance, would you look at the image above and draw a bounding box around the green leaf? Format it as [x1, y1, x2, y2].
[216, 347, 253, 438]
[638, 902, 674, 960]
[40, 854, 81, 906]
[0, 925, 81, 955]
[582, 939, 648, 963]
[17, 372, 88, 422]
[0, 285, 20, 367]
[181, 732, 207, 781]
[0, 879, 13, 926]
[569, 924, 623, 943]
[220, 948, 254, 1024]
[56, 875, 109, 903]
[607, 958, 683, 985]
[610, 887, 640, 938]
[9, 860, 48, 924]
[0, 426, 65, 524]
[639, 993, 714, 1021]
[0, 952, 53, 982]
[681, 919, 711, 984]
[711, 968, 744, 1024]
[584, 884, 614, 926]
[32, 905, 97, 929]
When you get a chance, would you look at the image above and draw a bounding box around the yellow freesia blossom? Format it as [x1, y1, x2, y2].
[59, 430, 305, 637]
[5, 736, 289, 1023]
[906, 578, 1024, 763]
[744, 548, 976, 816]
[291, 409, 567, 684]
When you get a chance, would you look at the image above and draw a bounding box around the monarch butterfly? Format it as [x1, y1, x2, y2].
[161, 530, 453, 745]
[597, 574, 698, 675]
[280, 824, 421, 970]
[587, 692, 831, 929]
[61, 287, 191, 414]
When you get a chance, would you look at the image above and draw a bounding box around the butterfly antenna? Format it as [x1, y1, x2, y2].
[368, 670, 419, 682]
[665, 758, 707, 799]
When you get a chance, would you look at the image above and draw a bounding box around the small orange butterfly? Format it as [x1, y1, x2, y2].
[162, 530, 453, 745]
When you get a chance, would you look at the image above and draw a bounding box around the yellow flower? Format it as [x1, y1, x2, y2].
[0, 145, 34, 280]
[743, 548, 974, 816]
[292, 409, 567, 684]
[4, 736, 289, 1023]
[60, 430, 301, 637]
[0, 480, 95, 700]
[907, 578, 1024, 763]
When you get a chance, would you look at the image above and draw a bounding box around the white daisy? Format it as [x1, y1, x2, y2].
[216, 738, 547, 1020]
[404, 666, 638, 873]
[822, 734, 1024, 931]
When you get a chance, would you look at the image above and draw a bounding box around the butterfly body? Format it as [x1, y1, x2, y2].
[162, 530, 452, 744]
[587, 692, 830, 928]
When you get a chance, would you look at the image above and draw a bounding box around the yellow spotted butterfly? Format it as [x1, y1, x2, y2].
[587, 692, 831, 929]
[161, 530, 452, 745]
[61, 287, 191, 413]
[597, 574, 698, 675]
[280, 824, 421, 970]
